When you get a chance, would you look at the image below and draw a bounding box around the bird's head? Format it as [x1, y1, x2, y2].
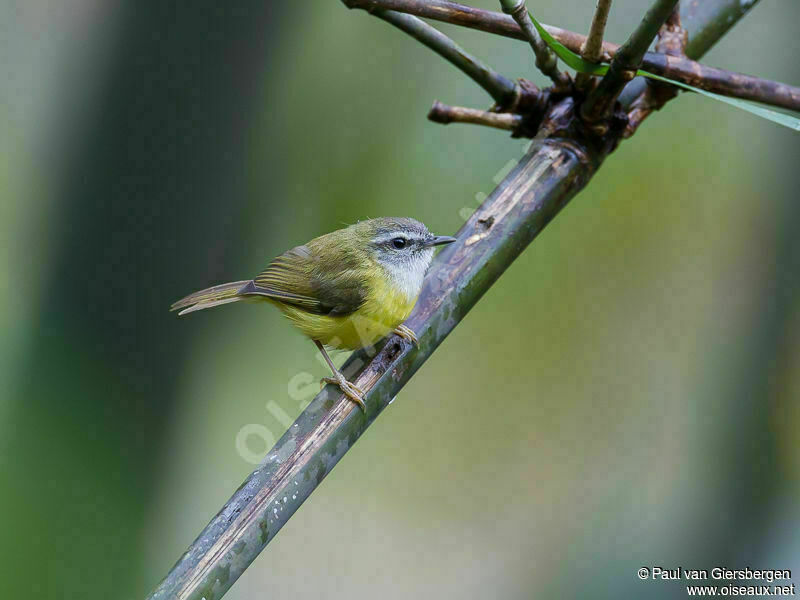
[357, 217, 456, 299]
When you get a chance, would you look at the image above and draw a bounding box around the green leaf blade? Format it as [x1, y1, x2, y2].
[528, 12, 608, 75]
[527, 11, 800, 132]
[641, 71, 800, 131]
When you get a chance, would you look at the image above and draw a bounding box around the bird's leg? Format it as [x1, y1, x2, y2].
[393, 324, 418, 345]
[314, 340, 366, 412]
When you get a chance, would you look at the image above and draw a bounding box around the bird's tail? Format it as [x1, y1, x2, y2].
[170, 280, 250, 315]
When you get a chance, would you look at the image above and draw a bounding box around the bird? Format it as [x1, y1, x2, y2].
[171, 217, 456, 410]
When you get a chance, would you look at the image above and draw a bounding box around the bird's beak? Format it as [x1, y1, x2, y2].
[426, 235, 457, 247]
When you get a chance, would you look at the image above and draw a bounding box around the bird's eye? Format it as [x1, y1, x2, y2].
[392, 237, 407, 249]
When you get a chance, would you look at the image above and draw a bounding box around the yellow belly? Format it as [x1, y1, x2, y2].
[270, 277, 417, 350]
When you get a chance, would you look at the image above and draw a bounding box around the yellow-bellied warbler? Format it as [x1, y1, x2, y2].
[171, 217, 456, 410]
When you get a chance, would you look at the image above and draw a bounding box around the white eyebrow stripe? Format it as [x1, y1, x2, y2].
[373, 233, 426, 244]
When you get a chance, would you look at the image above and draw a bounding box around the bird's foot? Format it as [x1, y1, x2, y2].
[393, 324, 418, 345]
[321, 374, 366, 412]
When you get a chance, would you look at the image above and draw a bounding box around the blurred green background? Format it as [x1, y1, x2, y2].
[1, 1, 798, 598]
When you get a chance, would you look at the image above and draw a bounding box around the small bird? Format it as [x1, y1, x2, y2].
[171, 217, 456, 410]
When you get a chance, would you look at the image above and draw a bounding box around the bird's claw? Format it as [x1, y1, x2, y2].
[393, 324, 418, 345]
[321, 375, 367, 412]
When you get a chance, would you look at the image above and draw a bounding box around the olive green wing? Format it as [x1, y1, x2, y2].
[240, 243, 368, 316]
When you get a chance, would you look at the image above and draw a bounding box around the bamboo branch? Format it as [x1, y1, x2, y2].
[576, 0, 613, 90]
[582, 0, 613, 63]
[428, 100, 522, 130]
[656, 6, 687, 57]
[624, 5, 687, 136]
[344, 0, 605, 53]
[682, 0, 761, 59]
[617, 0, 763, 110]
[499, 0, 569, 89]
[343, 0, 800, 113]
[372, 9, 520, 107]
[641, 55, 799, 111]
[581, 0, 679, 122]
[146, 1, 775, 598]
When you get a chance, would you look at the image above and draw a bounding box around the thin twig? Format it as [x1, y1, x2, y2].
[428, 100, 522, 130]
[576, 0, 613, 90]
[373, 9, 520, 107]
[344, 0, 800, 113]
[499, 0, 569, 89]
[581, 0, 679, 123]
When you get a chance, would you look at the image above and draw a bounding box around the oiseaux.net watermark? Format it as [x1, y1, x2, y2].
[638, 566, 795, 597]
